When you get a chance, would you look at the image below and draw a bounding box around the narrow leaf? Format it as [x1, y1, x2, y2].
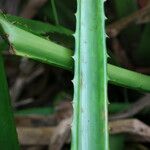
[0, 52, 19, 149]
[72, 0, 108, 149]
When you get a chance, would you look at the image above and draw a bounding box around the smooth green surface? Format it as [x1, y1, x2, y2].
[51, 0, 59, 25]
[71, 0, 108, 149]
[108, 64, 150, 92]
[0, 14, 150, 92]
[0, 54, 19, 150]
[0, 14, 73, 70]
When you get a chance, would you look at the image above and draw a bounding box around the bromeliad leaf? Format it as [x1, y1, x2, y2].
[71, 0, 109, 149]
[0, 13, 73, 70]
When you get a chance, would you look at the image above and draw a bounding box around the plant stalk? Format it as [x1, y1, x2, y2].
[0, 14, 150, 92]
[71, 0, 109, 149]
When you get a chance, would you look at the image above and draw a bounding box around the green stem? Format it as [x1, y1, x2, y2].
[0, 54, 19, 150]
[108, 64, 150, 92]
[0, 14, 150, 92]
[72, 0, 108, 149]
[51, 0, 59, 25]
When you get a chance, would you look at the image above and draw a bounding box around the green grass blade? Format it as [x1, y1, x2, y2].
[51, 0, 59, 25]
[71, 0, 108, 149]
[0, 52, 19, 149]
[0, 14, 149, 92]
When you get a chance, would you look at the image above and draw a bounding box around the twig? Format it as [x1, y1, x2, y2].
[109, 94, 150, 121]
[49, 118, 71, 150]
[23, 146, 43, 150]
[16, 118, 150, 146]
[17, 127, 54, 145]
[109, 119, 150, 142]
[107, 3, 150, 37]
[20, 0, 48, 18]
[10, 58, 44, 103]
[15, 101, 72, 127]
[16, 115, 58, 127]
[10, 67, 44, 103]
[13, 98, 34, 108]
[112, 38, 134, 69]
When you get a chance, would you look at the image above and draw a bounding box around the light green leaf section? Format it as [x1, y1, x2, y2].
[71, 0, 108, 149]
[108, 64, 150, 92]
